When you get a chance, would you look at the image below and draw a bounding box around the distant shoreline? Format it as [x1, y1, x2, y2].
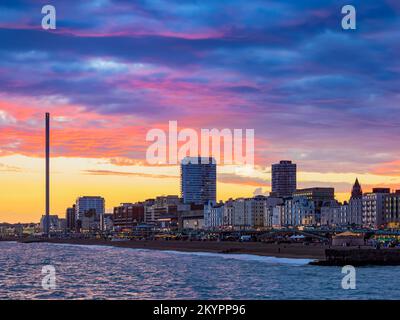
[18, 238, 328, 260]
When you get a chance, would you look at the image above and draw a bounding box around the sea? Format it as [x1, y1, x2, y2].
[0, 241, 399, 300]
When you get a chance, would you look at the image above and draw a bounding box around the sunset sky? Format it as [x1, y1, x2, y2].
[1, 0, 400, 223]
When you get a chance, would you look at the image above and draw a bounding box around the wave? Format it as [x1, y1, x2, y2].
[41, 242, 314, 265]
[45, 243, 113, 251]
[159, 250, 314, 265]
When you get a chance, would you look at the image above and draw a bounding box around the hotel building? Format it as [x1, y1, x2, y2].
[362, 188, 389, 229]
[271, 160, 296, 197]
[181, 156, 216, 205]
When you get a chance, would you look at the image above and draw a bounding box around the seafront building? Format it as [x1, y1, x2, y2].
[362, 191, 386, 229]
[360, 188, 400, 229]
[205, 196, 283, 231]
[223, 199, 234, 229]
[202, 186, 400, 231]
[284, 197, 316, 226]
[250, 196, 270, 228]
[181, 156, 216, 205]
[228, 196, 269, 230]
[113, 203, 145, 230]
[293, 187, 335, 224]
[231, 198, 250, 229]
[53, 161, 400, 234]
[75, 196, 105, 231]
[384, 191, 400, 228]
[294, 188, 334, 209]
[112, 196, 207, 231]
[321, 203, 342, 227]
[347, 197, 363, 226]
[101, 213, 114, 232]
[66, 205, 76, 232]
[271, 160, 296, 197]
[40, 215, 65, 233]
[263, 196, 284, 228]
[113, 196, 183, 230]
[204, 201, 224, 230]
[143, 198, 156, 223]
[1, 223, 41, 238]
[179, 203, 205, 230]
[346, 179, 363, 226]
[271, 204, 285, 228]
[204, 197, 257, 230]
[145, 196, 181, 229]
[320, 180, 363, 227]
[318, 182, 400, 229]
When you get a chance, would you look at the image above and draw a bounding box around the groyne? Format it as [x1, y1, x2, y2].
[311, 248, 400, 266]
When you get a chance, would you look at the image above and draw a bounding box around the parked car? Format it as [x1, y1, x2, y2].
[240, 235, 252, 242]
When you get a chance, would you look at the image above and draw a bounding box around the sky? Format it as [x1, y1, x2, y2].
[0, 0, 400, 223]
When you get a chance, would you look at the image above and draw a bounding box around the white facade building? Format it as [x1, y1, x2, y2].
[347, 198, 363, 226]
[204, 201, 224, 229]
[230, 197, 268, 230]
[280, 197, 315, 227]
[362, 192, 386, 229]
[321, 204, 342, 227]
[223, 199, 234, 229]
[264, 197, 284, 228]
[232, 198, 251, 229]
[271, 205, 284, 228]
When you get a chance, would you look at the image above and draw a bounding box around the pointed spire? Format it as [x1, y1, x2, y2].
[351, 178, 362, 199]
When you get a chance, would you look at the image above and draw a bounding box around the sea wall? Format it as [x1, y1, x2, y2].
[311, 248, 400, 266]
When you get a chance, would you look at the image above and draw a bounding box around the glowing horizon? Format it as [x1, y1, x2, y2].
[1, 152, 399, 223]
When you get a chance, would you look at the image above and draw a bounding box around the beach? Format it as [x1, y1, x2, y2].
[10, 238, 400, 265]
[36, 238, 329, 260]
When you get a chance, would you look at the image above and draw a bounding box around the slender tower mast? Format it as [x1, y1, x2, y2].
[45, 113, 50, 237]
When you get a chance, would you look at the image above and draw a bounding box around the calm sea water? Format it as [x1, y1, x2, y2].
[1, 241, 399, 299]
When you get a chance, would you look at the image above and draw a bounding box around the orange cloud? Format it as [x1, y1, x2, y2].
[83, 169, 177, 179]
[372, 160, 400, 176]
[218, 173, 269, 187]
